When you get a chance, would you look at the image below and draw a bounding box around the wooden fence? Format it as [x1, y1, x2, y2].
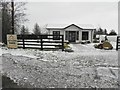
[116, 36, 120, 50]
[17, 35, 64, 51]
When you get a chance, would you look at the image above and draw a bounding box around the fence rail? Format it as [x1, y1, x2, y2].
[116, 36, 120, 50]
[17, 35, 64, 51]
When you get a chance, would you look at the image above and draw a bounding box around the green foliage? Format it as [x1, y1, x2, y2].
[20, 25, 29, 35]
[95, 27, 108, 35]
[33, 23, 41, 35]
[109, 29, 117, 35]
[94, 44, 98, 48]
[104, 29, 108, 35]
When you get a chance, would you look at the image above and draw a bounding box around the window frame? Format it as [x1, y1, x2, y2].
[53, 31, 60, 40]
[76, 31, 79, 40]
[82, 31, 89, 40]
[65, 31, 69, 40]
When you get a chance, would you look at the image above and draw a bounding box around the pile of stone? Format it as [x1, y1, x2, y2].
[94, 41, 113, 50]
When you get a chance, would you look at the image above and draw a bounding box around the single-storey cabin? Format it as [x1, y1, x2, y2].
[46, 24, 95, 43]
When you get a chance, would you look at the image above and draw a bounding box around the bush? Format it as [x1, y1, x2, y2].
[81, 41, 90, 44]
[101, 40, 104, 43]
[94, 44, 98, 48]
[109, 30, 117, 35]
[81, 41, 86, 44]
[86, 41, 91, 44]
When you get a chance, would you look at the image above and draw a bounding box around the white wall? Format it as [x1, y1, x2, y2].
[49, 29, 64, 35]
[65, 25, 80, 31]
[48, 25, 94, 43]
[107, 36, 117, 42]
[64, 25, 82, 42]
[48, 29, 64, 41]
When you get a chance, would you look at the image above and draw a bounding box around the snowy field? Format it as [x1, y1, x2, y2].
[0, 42, 119, 88]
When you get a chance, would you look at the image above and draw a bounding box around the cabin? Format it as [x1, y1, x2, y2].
[46, 24, 95, 43]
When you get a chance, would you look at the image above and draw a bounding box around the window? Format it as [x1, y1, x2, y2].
[53, 31, 60, 40]
[76, 31, 79, 40]
[65, 31, 69, 40]
[82, 31, 89, 40]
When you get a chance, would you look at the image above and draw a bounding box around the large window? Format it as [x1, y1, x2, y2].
[65, 31, 69, 40]
[76, 31, 79, 40]
[82, 31, 89, 40]
[65, 31, 79, 41]
[53, 31, 60, 40]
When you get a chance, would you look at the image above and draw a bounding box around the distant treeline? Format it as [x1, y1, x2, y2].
[94, 27, 117, 35]
[20, 23, 48, 35]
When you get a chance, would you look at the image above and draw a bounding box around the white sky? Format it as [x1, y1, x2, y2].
[23, 1, 118, 33]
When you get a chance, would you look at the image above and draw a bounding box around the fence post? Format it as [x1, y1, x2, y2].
[22, 35, 25, 49]
[41, 35, 43, 50]
[62, 35, 64, 51]
[116, 36, 119, 50]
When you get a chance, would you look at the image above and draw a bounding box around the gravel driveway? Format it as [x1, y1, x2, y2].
[1, 43, 119, 88]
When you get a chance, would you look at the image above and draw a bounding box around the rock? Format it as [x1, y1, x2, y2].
[94, 41, 113, 50]
[94, 43, 103, 49]
[73, 62, 79, 66]
[103, 41, 113, 50]
[64, 48, 74, 52]
[97, 43, 103, 49]
[60, 61, 66, 66]
[64, 43, 70, 49]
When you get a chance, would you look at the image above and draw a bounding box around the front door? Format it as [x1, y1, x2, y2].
[69, 31, 76, 42]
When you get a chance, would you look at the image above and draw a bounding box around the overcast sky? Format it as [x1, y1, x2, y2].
[24, 1, 118, 33]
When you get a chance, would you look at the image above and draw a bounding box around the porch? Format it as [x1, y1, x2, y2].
[65, 31, 89, 43]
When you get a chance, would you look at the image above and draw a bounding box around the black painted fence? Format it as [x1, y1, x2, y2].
[116, 36, 120, 50]
[17, 34, 64, 51]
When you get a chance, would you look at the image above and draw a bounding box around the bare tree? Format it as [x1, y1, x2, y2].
[1, 1, 28, 31]
[1, 0, 28, 43]
[1, 1, 11, 44]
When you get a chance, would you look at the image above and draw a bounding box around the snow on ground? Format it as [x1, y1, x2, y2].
[1, 42, 119, 88]
[0, 48, 2, 56]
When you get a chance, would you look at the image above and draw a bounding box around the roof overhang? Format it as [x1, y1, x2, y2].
[46, 24, 95, 30]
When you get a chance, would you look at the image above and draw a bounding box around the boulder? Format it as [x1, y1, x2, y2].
[102, 41, 113, 50]
[94, 41, 113, 50]
[64, 48, 74, 52]
[97, 43, 103, 49]
[64, 43, 70, 49]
